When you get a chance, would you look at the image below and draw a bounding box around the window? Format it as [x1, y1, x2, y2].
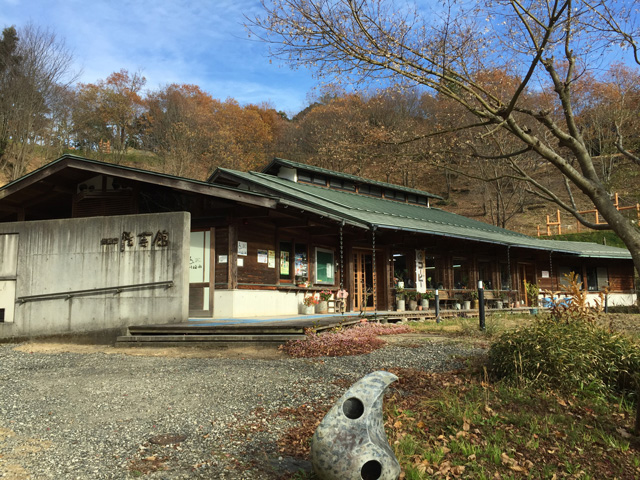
[359, 185, 382, 197]
[294, 243, 308, 283]
[478, 261, 494, 290]
[393, 252, 411, 287]
[453, 257, 470, 289]
[424, 256, 438, 288]
[298, 171, 327, 186]
[315, 248, 335, 285]
[298, 172, 312, 183]
[586, 267, 608, 291]
[313, 175, 327, 186]
[500, 263, 511, 290]
[558, 266, 583, 289]
[279, 241, 292, 280]
[330, 179, 356, 191]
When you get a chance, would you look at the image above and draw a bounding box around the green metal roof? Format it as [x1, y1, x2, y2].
[217, 168, 633, 260]
[262, 157, 444, 200]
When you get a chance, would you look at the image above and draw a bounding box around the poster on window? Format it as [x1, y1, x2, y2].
[415, 249, 426, 293]
[280, 251, 290, 275]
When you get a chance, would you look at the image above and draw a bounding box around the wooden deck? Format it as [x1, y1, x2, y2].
[116, 307, 536, 347]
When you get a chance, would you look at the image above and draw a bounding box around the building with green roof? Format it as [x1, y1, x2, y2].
[0, 155, 635, 339]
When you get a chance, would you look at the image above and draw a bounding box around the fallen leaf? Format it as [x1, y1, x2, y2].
[451, 465, 466, 475]
[616, 427, 631, 438]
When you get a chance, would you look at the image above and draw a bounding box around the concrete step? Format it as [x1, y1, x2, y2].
[115, 333, 305, 348]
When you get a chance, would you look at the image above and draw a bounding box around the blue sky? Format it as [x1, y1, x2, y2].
[0, 0, 318, 115]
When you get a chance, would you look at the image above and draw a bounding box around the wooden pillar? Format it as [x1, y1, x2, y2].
[228, 224, 238, 290]
[209, 227, 216, 313]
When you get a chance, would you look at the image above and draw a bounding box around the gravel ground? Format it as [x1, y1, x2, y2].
[0, 338, 484, 479]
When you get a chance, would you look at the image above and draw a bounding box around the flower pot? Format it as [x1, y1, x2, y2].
[463, 300, 471, 310]
[315, 300, 328, 314]
[472, 300, 479, 310]
[396, 299, 405, 312]
[408, 300, 418, 311]
[496, 301, 503, 309]
[417, 305, 423, 311]
[421, 299, 429, 309]
[302, 305, 315, 314]
[529, 308, 538, 315]
[454, 303, 461, 310]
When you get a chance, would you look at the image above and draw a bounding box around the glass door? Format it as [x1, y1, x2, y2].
[353, 250, 376, 312]
[189, 230, 211, 316]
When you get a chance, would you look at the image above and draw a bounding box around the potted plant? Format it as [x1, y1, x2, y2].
[525, 281, 540, 314]
[316, 290, 332, 314]
[462, 292, 472, 310]
[406, 291, 418, 311]
[496, 291, 506, 309]
[470, 290, 479, 309]
[415, 293, 423, 310]
[302, 295, 317, 314]
[395, 285, 406, 311]
[296, 276, 309, 288]
[421, 290, 434, 309]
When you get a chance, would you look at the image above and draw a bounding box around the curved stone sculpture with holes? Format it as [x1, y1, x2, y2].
[311, 370, 401, 480]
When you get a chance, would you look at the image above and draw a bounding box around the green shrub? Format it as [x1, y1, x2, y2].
[488, 320, 640, 399]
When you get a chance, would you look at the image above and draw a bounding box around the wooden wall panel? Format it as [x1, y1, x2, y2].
[609, 263, 636, 291]
[236, 222, 277, 287]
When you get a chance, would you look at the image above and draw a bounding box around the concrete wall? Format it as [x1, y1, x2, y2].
[0, 212, 190, 339]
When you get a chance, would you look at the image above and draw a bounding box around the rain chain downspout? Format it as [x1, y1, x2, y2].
[372, 225, 377, 316]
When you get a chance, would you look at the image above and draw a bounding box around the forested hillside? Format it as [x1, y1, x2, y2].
[1, 24, 639, 236]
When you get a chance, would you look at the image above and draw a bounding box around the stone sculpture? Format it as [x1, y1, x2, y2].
[311, 370, 401, 480]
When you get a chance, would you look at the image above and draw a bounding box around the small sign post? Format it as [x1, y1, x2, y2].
[478, 281, 485, 331]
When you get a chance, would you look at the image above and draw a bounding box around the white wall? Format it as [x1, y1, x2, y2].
[0, 212, 190, 339]
[213, 289, 308, 318]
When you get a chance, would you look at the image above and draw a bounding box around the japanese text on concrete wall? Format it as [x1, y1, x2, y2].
[100, 230, 169, 251]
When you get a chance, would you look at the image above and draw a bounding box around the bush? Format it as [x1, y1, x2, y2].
[488, 320, 640, 399]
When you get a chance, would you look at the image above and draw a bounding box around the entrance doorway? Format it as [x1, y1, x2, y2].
[352, 249, 385, 312]
[189, 230, 212, 316]
[518, 263, 536, 306]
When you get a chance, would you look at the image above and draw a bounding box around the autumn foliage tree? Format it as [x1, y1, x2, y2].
[73, 69, 146, 163]
[249, 0, 640, 276]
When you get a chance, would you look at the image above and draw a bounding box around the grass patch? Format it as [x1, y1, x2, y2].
[277, 367, 640, 479]
[409, 313, 533, 341]
[384, 368, 640, 479]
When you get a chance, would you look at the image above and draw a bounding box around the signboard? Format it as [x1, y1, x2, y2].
[415, 249, 426, 293]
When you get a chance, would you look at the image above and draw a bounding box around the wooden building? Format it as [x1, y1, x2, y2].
[0, 155, 636, 337]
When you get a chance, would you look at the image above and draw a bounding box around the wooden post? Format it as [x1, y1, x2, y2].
[546, 215, 551, 236]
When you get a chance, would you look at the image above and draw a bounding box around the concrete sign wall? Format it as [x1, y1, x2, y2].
[0, 212, 190, 340]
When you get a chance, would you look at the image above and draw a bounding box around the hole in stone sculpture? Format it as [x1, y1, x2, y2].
[361, 460, 382, 480]
[342, 397, 364, 419]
